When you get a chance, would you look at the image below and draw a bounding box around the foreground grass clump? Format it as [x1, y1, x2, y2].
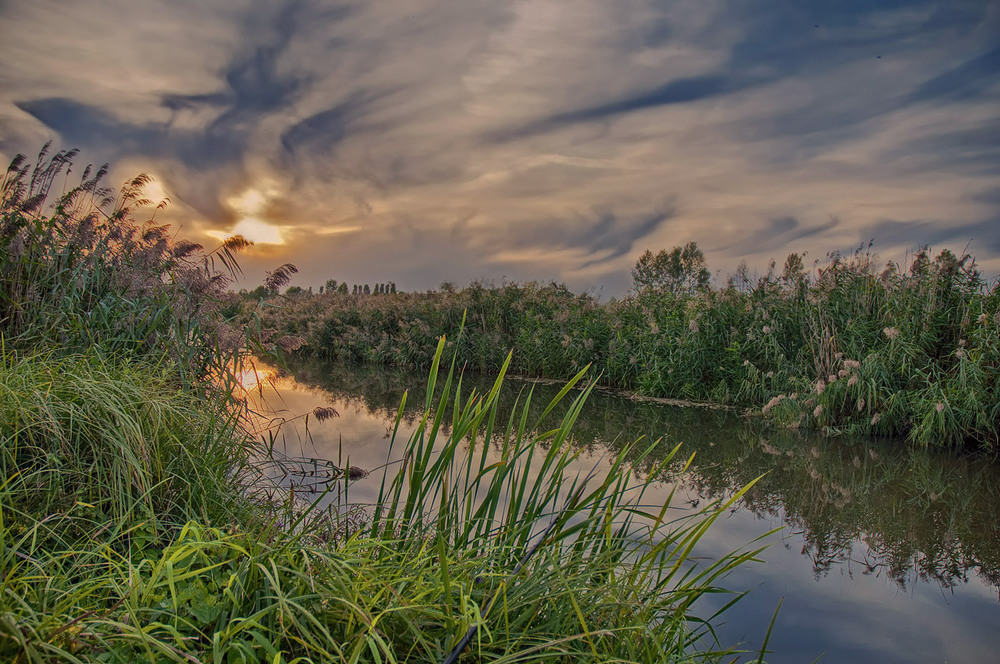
[1, 342, 764, 663]
[257, 248, 999, 449]
[0, 350, 249, 530]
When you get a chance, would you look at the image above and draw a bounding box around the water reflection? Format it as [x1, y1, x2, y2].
[267, 357, 1000, 597]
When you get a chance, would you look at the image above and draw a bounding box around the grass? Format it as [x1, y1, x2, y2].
[1, 341, 767, 663]
[1, 145, 766, 662]
[256, 248, 1000, 450]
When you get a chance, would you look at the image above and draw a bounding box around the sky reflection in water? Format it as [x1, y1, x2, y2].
[250, 359, 1000, 663]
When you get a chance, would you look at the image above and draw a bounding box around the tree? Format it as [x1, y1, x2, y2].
[245, 285, 269, 301]
[337, 282, 349, 294]
[325, 279, 338, 293]
[632, 242, 710, 296]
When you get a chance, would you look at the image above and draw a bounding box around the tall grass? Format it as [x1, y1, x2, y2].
[1, 339, 766, 662]
[0, 143, 253, 380]
[0, 350, 250, 529]
[257, 248, 1000, 450]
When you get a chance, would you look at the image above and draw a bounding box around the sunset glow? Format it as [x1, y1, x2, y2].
[231, 218, 284, 245]
[142, 179, 169, 207]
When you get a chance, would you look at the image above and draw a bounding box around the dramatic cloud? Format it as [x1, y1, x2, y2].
[2, 0, 998, 292]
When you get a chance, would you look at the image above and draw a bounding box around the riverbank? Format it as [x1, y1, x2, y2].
[1, 147, 762, 662]
[255, 250, 999, 450]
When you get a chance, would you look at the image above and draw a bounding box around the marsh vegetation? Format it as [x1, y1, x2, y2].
[257, 242, 1000, 451]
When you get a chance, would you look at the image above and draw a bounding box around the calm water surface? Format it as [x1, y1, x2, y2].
[249, 358, 1000, 663]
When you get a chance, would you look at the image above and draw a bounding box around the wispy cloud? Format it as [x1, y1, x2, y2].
[2, 0, 998, 292]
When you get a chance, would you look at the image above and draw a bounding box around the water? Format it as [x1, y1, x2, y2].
[246, 358, 1000, 663]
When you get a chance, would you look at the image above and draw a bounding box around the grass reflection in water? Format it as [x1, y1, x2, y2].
[273, 355, 1000, 595]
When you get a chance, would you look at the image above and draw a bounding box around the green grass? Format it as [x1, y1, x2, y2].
[1, 341, 766, 663]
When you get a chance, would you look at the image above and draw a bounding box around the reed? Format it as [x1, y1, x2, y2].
[258, 248, 999, 450]
[1, 144, 253, 381]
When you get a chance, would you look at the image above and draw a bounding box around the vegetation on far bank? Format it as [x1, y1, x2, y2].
[256, 243, 1000, 451]
[2, 147, 766, 661]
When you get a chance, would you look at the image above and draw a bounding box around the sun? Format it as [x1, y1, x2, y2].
[142, 179, 169, 205]
[230, 217, 284, 244]
[206, 185, 286, 245]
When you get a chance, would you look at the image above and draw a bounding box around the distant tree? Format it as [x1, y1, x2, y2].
[439, 281, 455, 294]
[632, 242, 710, 296]
[318, 285, 323, 294]
[389, 282, 397, 294]
[285, 285, 305, 296]
[246, 285, 269, 300]
[632, 250, 664, 292]
[352, 284, 358, 295]
[325, 279, 338, 293]
[363, 284, 370, 295]
[337, 282, 349, 294]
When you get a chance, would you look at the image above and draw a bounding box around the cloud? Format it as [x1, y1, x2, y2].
[280, 92, 388, 157]
[909, 46, 1000, 103]
[864, 216, 1000, 254]
[2, 0, 999, 292]
[720, 215, 841, 256]
[16, 97, 243, 171]
[494, 74, 756, 141]
[483, 204, 674, 268]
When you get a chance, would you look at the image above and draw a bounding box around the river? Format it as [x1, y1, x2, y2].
[243, 357, 1000, 663]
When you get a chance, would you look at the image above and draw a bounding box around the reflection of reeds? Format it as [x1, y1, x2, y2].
[278, 356, 1000, 595]
[683, 423, 1000, 592]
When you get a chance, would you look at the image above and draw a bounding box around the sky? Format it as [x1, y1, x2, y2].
[1, 0, 998, 295]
